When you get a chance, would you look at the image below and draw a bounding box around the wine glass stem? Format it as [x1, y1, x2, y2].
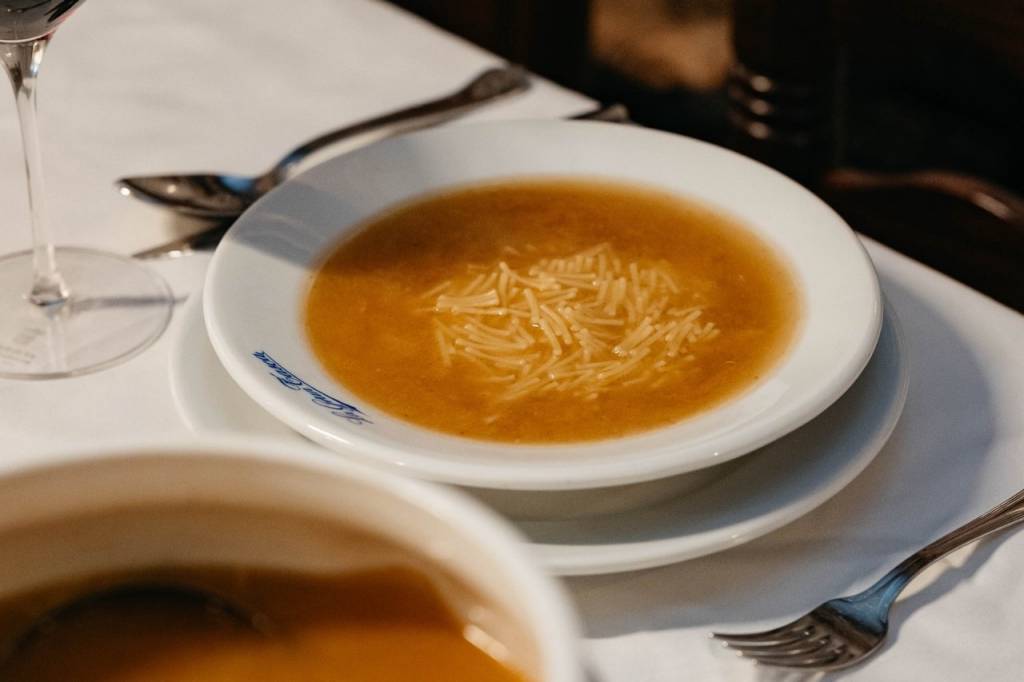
[1, 37, 68, 307]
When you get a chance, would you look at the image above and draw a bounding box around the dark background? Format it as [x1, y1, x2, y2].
[389, 0, 1024, 311]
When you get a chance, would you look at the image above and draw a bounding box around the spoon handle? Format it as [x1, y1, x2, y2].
[132, 103, 629, 260]
[270, 65, 529, 182]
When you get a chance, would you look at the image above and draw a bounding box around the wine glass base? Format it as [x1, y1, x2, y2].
[0, 247, 174, 380]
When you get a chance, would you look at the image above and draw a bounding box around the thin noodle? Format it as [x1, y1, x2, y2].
[429, 243, 718, 400]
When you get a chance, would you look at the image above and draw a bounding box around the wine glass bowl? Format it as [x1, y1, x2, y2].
[0, 0, 173, 379]
[0, 0, 81, 42]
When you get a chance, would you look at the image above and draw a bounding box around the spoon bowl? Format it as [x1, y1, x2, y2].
[119, 173, 265, 219]
[117, 65, 530, 219]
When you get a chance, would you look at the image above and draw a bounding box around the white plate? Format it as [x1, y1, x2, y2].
[170, 293, 907, 575]
[203, 121, 881, 491]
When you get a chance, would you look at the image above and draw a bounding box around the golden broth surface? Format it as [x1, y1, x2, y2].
[0, 566, 526, 682]
[305, 179, 800, 443]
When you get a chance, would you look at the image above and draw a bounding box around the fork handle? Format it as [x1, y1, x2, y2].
[860, 487, 1024, 610]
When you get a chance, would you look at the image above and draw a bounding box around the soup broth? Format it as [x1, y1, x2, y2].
[0, 565, 527, 682]
[305, 179, 800, 443]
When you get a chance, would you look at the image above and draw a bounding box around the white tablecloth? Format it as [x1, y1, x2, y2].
[1, 2, 1022, 680]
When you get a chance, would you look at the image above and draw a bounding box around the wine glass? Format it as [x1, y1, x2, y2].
[0, 0, 173, 379]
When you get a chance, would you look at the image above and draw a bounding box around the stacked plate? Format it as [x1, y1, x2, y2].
[171, 121, 908, 576]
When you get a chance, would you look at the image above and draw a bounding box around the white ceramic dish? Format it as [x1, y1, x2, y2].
[203, 121, 881, 491]
[0, 438, 583, 679]
[171, 294, 907, 575]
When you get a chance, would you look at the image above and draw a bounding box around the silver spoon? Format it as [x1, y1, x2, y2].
[116, 65, 530, 220]
[130, 103, 631, 260]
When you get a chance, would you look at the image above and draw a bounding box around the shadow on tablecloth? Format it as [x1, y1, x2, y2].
[569, 266, 1001, 641]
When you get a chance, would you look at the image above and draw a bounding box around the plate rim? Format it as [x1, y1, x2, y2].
[171, 293, 907, 575]
[203, 120, 882, 489]
[529, 303, 908, 575]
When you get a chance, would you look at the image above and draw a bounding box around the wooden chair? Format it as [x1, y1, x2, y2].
[728, 0, 1024, 310]
[388, 0, 1023, 310]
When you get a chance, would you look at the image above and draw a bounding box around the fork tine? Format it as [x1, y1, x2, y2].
[716, 630, 811, 651]
[749, 646, 850, 670]
[711, 616, 814, 645]
[713, 629, 806, 646]
[726, 636, 832, 658]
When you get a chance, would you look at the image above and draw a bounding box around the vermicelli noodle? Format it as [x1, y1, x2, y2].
[430, 244, 719, 401]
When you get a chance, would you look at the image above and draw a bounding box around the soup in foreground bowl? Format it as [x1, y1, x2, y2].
[305, 179, 801, 443]
[0, 564, 527, 682]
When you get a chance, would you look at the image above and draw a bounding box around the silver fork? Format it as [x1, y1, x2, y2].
[712, 486, 1024, 671]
